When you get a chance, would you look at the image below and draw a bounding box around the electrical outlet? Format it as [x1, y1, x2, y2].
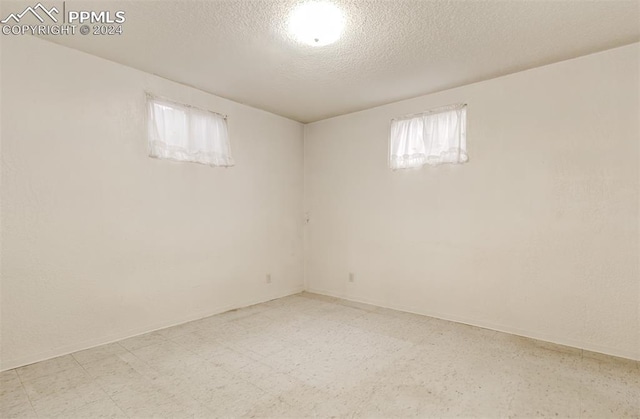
[266, 274, 272, 284]
[348, 272, 355, 282]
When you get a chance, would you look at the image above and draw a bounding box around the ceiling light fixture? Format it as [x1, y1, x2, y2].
[288, 1, 345, 47]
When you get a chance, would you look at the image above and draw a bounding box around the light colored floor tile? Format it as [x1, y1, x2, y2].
[82, 355, 153, 396]
[583, 349, 640, 369]
[81, 354, 132, 376]
[15, 355, 81, 382]
[232, 313, 277, 331]
[189, 313, 228, 331]
[0, 383, 31, 410]
[507, 367, 582, 418]
[155, 319, 205, 340]
[72, 343, 128, 366]
[167, 329, 218, 348]
[160, 361, 234, 396]
[355, 382, 446, 418]
[5, 292, 638, 418]
[108, 380, 176, 411]
[235, 360, 303, 396]
[579, 357, 640, 418]
[118, 331, 167, 352]
[0, 371, 31, 413]
[201, 345, 259, 371]
[123, 396, 212, 419]
[0, 369, 21, 386]
[193, 375, 269, 417]
[30, 380, 109, 418]
[168, 332, 229, 360]
[129, 340, 203, 372]
[278, 383, 365, 418]
[0, 400, 38, 418]
[115, 351, 163, 380]
[204, 320, 253, 342]
[350, 310, 429, 342]
[22, 366, 95, 401]
[227, 333, 291, 358]
[44, 397, 128, 419]
[241, 395, 305, 418]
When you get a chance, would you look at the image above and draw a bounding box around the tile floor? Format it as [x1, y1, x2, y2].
[1, 292, 638, 418]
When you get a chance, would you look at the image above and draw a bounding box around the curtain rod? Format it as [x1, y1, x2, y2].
[145, 92, 228, 120]
[392, 103, 466, 121]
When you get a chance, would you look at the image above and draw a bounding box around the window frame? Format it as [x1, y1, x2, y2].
[389, 103, 468, 170]
[146, 92, 234, 167]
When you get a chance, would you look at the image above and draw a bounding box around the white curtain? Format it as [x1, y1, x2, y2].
[389, 104, 467, 169]
[147, 95, 235, 167]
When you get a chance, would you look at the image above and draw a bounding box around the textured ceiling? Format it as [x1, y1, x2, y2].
[3, 0, 639, 122]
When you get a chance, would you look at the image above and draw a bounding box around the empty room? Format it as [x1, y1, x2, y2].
[1, 0, 638, 418]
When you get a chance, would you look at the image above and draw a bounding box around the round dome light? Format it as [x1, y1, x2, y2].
[288, 1, 345, 47]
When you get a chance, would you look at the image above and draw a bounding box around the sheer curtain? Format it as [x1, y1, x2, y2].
[389, 104, 467, 169]
[147, 95, 235, 167]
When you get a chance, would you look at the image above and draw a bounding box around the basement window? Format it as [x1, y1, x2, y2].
[389, 104, 468, 169]
[146, 94, 235, 167]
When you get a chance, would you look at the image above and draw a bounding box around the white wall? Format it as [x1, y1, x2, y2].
[0, 36, 304, 370]
[304, 44, 640, 360]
